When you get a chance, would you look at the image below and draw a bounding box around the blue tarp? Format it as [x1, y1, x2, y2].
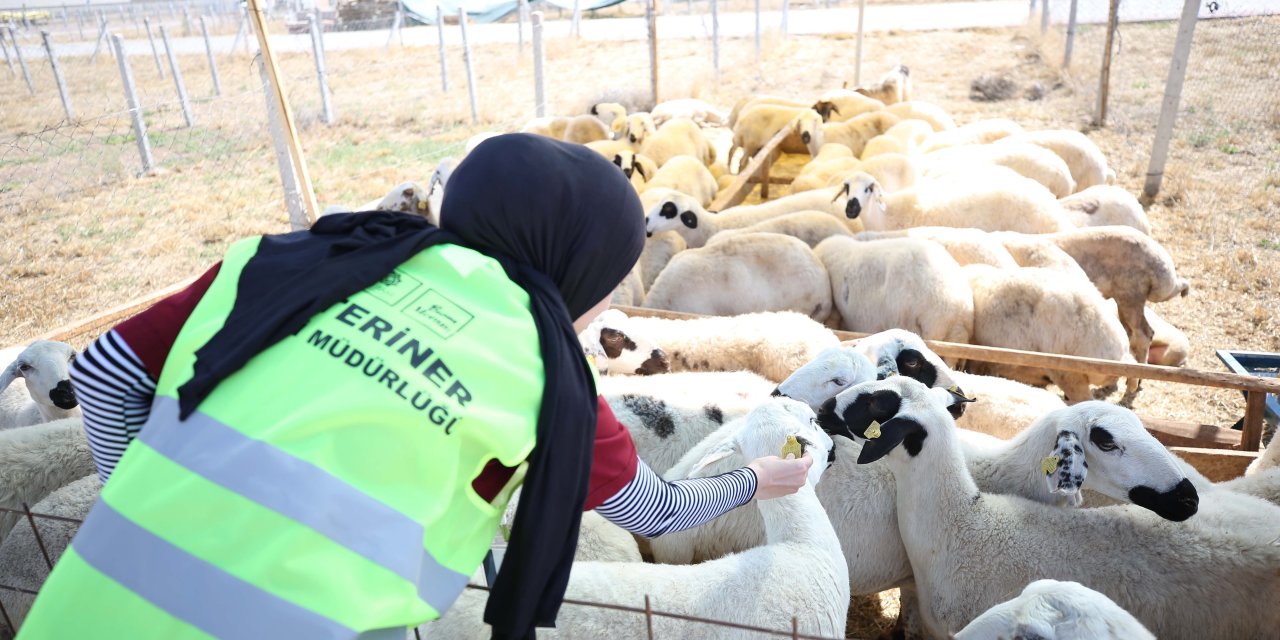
[401, 0, 630, 25]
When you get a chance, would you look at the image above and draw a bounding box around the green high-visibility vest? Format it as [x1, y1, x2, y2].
[20, 237, 545, 639]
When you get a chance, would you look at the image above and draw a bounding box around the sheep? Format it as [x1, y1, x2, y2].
[815, 88, 886, 123]
[729, 106, 824, 172]
[1001, 129, 1116, 191]
[520, 116, 570, 140]
[923, 141, 1077, 198]
[829, 376, 1280, 640]
[852, 64, 911, 105]
[639, 118, 716, 168]
[1059, 185, 1153, 235]
[855, 152, 918, 193]
[1, 341, 80, 430]
[620, 311, 838, 385]
[815, 235, 974, 344]
[589, 101, 627, 134]
[819, 110, 899, 157]
[854, 166, 1073, 234]
[356, 181, 430, 219]
[1037, 225, 1190, 364]
[426, 398, 848, 640]
[0, 419, 95, 543]
[860, 119, 933, 159]
[707, 210, 853, 248]
[1145, 307, 1189, 367]
[857, 227, 1021, 269]
[586, 146, 655, 191]
[609, 264, 646, 307]
[0, 473, 98, 629]
[578, 309, 669, 377]
[787, 143, 861, 193]
[640, 157, 718, 208]
[964, 265, 1136, 403]
[954, 579, 1156, 640]
[637, 231, 686, 291]
[500, 488, 641, 563]
[643, 233, 834, 321]
[621, 112, 657, 147]
[562, 114, 612, 144]
[919, 117, 1025, 154]
[883, 100, 956, 132]
[726, 94, 811, 129]
[649, 98, 727, 128]
[601, 370, 777, 475]
[645, 177, 875, 248]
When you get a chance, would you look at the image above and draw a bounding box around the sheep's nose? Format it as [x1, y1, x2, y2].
[845, 197, 862, 219]
[49, 379, 79, 410]
[1129, 478, 1199, 522]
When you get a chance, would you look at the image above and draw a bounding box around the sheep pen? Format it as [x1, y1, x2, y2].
[2, 9, 1278, 640]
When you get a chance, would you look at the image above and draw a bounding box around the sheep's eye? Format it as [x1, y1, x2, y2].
[830, 378, 847, 387]
[864, 185, 873, 194]
[68, 353, 77, 362]
[1089, 427, 1120, 452]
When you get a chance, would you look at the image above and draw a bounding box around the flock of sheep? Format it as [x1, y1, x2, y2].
[1, 66, 1273, 639]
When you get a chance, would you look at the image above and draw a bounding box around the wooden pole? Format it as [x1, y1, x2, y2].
[647, 0, 658, 105]
[1063, 0, 1079, 68]
[1144, 0, 1201, 200]
[1094, 0, 1120, 127]
[246, 0, 318, 226]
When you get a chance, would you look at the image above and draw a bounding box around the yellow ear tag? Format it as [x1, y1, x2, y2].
[417, 200, 428, 211]
[865, 420, 882, 440]
[886, 371, 898, 377]
[781, 435, 804, 459]
[1041, 455, 1060, 475]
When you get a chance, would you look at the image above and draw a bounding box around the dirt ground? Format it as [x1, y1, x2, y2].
[1, 12, 1277, 638]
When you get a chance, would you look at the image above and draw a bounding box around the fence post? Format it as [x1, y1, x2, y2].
[159, 25, 195, 128]
[231, 8, 247, 54]
[782, 0, 789, 37]
[112, 34, 155, 174]
[572, 0, 581, 38]
[647, 0, 658, 104]
[385, 9, 402, 52]
[1093, 0, 1120, 126]
[458, 8, 478, 124]
[1143, 0, 1200, 200]
[144, 18, 164, 77]
[436, 4, 448, 93]
[89, 13, 108, 64]
[1063, 0, 1079, 68]
[855, 0, 866, 86]
[517, 0, 527, 55]
[710, 0, 719, 82]
[7, 26, 35, 95]
[1040, 0, 1049, 33]
[1, 27, 14, 79]
[256, 53, 307, 230]
[753, 0, 760, 63]
[199, 16, 221, 96]
[532, 11, 545, 116]
[41, 31, 73, 121]
[75, 9, 84, 39]
[309, 15, 333, 123]
[183, 7, 193, 36]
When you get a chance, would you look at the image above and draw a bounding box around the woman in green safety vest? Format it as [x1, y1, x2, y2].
[22, 133, 814, 640]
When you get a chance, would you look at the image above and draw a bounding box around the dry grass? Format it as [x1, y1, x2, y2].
[1, 14, 1277, 636]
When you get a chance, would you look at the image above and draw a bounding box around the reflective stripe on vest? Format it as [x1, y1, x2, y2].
[18, 237, 544, 639]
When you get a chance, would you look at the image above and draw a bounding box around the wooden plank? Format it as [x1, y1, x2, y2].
[1169, 447, 1258, 482]
[1142, 417, 1241, 451]
[1243, 390, 1267, 451]
[708, 122, 791, 212]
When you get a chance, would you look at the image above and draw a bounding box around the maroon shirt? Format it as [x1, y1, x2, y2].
[115, 263, 639, 510]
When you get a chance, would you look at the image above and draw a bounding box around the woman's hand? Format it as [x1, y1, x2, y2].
[746, 453, 814, 500]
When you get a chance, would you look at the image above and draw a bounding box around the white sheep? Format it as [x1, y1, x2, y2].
[833, 376, 1279, 640]
[919, 117, 1025, 153]
[856, 166, 1073, 234]
[0, 419, 95, 543]
[649, 98, 727, 128]
[578, 309, 669, 377]
[954, 579, 1156, 640]
[965, 265, 1136, 403]
[859, 119, 933, 159]
[638, 118, 716, 168]
[852, 64, 911, 105]
[855, 152, 919, 193]
[815, 235, 974, 344]
[522, 115, 610, 143]
[637, 230, 686, 291]
[1144, 307, 1189, 367]
[589, 102, 627, 135]
[923, 141, 1077, 198]
[621, 311, 839, 385]
[361, 181, 430, 217]
[639, 157, 717, 208]
[621, 112, 657, 147]
[643, 233, 833, 322]
[726, 94, 812, 129]
[856, 227, 1021, 269]
[819, 111, 899, 157]
[787, 143, 859, 193]
[729, 106, 824, 172]
[714, 184, 860, 230]
[1059, 185, 1152, 235]
[815, 88, 885, 122]
[1001, 129, 1116, 191]
[0, 474, 98, 628]
[882, 100, 957, 132]
[609, 264, 646, 307]
[707, 210, 853, 248]
[426, 398, 848, 640]
[1, 341, 80, 430]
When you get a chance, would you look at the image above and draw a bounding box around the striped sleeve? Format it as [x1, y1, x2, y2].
[70, 330, 158, 483]
[594, 459, 757, 538]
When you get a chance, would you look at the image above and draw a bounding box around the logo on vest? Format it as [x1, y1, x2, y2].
[366, 269, 423, 307]
[404, 290, 474, 339]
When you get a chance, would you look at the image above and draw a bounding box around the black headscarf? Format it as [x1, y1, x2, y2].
[174, 133, 645, 639]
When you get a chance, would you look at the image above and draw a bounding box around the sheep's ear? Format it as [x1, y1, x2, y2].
[856, 417, 925, 464]
[688, 439, 740, 477]
[598, 327, 637, 359]
[1043, 431, 1087, 507]
[680, 211, 698, 229]
[0, 361, 19, 393]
